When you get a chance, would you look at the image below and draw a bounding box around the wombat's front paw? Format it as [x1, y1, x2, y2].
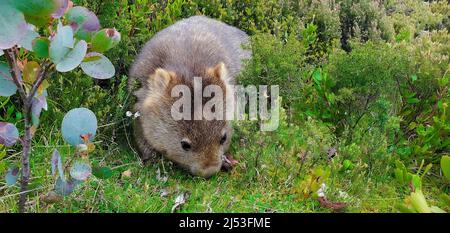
[134, 132, 159, 164]
[221, 154, 239, 172]
[140, 147, 159, 164]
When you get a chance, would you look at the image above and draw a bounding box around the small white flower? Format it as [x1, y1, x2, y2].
[317, 183, 327, 197]
[133, 111, 141, 119]
[126, 111, 133, 117]
[160, 189, 169, 198]
[76, 144, 88, 152]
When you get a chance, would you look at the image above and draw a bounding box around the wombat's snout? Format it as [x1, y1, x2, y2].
[190, 160, 222, 178]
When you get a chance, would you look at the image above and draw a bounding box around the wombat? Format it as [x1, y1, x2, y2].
[129, 16, 251, 178]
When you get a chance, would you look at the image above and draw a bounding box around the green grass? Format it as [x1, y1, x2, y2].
[0, 102, 428, 213]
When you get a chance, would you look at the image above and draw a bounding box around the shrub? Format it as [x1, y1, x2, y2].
[327, 41, 409, 135]
[0, 0, 120, 212]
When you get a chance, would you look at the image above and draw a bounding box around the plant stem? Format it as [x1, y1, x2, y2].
[4, 48, 49, 213]
[19, 105, 32, 213]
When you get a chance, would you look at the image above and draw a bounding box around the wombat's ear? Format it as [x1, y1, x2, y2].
[207, 62, 229, 84]
[148, 68, 175, 90]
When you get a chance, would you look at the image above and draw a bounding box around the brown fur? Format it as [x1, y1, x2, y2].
[129, 16, 250, 177]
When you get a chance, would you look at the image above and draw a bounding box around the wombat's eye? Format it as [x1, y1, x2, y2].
[220, 134, 227, 145]
[181, 140, 191, 151]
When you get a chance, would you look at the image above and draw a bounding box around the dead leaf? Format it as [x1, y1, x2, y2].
[80, 133, 92, 144]
[317, 196, 347, 212]
[156, 168, 168, 183]
[160, 189, 169, 198]
[37, 80, 49, 95]
[122, 169, 132, 177]
[40, 191, 63, 204]
[171, 192, 189, 213]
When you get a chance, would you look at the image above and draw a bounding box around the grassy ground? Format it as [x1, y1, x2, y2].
[0, 75, 445, 213]
[0, 96, 433, 213]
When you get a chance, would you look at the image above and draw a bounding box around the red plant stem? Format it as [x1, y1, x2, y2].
[3, 48, 49, 213]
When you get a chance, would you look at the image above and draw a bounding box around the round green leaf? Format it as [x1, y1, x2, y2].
[441, 156, 450, 182]
[18, 25, 39, 51]
[55, 40, 87, 72]
[32, 37, 50, 58]
[13, 0, 57, 26]
[65, 6, 100, 32]
[51, 149, 65, 182]
[70, 161, 92, 181]
[80, 52, 115, 79]
[54, 177, 81, 196]
[0, 122, 19, 147]
[51, 0, 69, 18]
[0, 2, 27, 49]
[92, 166, 113, 179]
[61, 108, 97, 146]
[0, 63, 17, 97]
[91, 28, 121, 53]
[49, 24, 74, 64]
[65, 6, 100, 41]
[5, 167, 19, 186]
[31, 90, 48, 126]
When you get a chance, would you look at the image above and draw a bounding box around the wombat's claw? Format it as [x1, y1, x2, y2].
[221, 154, 238, 172]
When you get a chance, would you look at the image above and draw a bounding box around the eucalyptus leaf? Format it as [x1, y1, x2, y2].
[51, 149, 65, 182]
[0, 122, 19, 147]
[65, 6, 100, 32]
[70, 161, 92, 181]
[18, 25, 39, 51]
[91, 28, 121, 53]
[92, 166, 113, 179]
[23, 61, 40, 85]
[80, 52, 115, 79]
[61, 108, 97, 146]
[13, 0, 58, 21]
[31, 90, 48, 126]
[55, 40, 87, 72]
[49, 24, 74, 64]
[54, 177, 81, 196]
[0, 63, 17, 97]
[0, 2, 27, 49]
[32, 37, 50, 58]
[52, 0, 69, 18]
[5, 167, 19, 186]
[66, 6, 100, 41]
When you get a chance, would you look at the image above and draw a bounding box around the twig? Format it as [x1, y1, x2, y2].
[3, 48, 26, 100]
[0, 186, 47, 201]
[111, 161, 139, 170]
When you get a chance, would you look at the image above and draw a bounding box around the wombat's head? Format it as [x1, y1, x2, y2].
[137, 63, 234, 178]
